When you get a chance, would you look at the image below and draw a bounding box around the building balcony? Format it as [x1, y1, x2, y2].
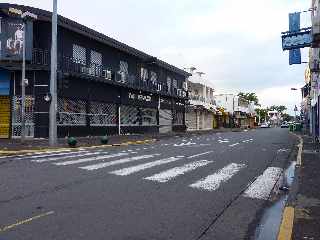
[29, 48, 188, 99]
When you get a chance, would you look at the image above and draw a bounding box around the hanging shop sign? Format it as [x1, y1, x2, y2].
[0, 96, 11, 139]
[281, 12, 312, 65]
[0, 16, 33, 61]
[282, 29, 312, 51]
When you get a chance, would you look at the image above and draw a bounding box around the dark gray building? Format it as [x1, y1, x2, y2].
[0, 3, 190, 139]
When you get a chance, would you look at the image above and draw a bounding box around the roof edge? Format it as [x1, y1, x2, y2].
[0, 3, 191, 77]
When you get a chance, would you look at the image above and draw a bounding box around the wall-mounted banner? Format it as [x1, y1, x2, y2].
[0, 16, 33, 61]
[289, 49, 302, 65]
[282, 28, 312, 50]
[281, 12, 311, 65]
[289, 12, 300, 31]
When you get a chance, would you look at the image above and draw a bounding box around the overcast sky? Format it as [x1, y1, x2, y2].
[6, 0, 311, 114]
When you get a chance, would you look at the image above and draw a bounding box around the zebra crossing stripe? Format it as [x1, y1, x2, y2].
[33, 152, 102, 163]
[187, 151, 213, 159]
[79, 154, 161, 171]
[110, 156, 185, 176]
[145, 160, 212, 183]
[243, 167, 282, 200]
[54, 152, 134, 166]
[229, 143, 240, 147]
[23, 150, 89, 160]
[189, 163, 246, 191]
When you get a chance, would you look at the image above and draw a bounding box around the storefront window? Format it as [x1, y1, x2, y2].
[72, 44, 86, 65]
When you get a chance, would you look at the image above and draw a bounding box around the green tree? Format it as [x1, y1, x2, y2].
[255, 108, 268, 122]
[268, 105, 287, 114]
[238, 92, 260, 106]
[282, 113, 294, 122]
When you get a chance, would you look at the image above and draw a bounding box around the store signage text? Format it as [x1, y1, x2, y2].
[282, 30, 312, 50]
[128, 92, 152, 102]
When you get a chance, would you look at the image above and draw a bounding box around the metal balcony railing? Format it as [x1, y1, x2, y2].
[189, 95, 216, 105]
[30, 48, 188, 98]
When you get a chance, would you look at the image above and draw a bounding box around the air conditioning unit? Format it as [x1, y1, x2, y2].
[182, 82, 187, 90]
[80, 66, 89, 74]
[102, 70, 112, 80]
[106, 70, 112, 80]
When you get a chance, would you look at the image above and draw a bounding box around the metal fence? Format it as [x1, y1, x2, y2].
[11, 96, 35, 138]
[57, 98, 86, 126]
[120, 105, 157, 126]
[89, 101, 117, 126]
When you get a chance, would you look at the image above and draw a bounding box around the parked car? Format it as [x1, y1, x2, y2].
[281, 122, 289, 128]
[260, 122, 270, 128]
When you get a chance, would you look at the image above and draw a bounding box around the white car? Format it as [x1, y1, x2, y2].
[260, 122, 270, 128]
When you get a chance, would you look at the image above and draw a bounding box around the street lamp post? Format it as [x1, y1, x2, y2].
[9, 10, 38, 143]
[294, 105, 298, 121]
[49, 0, 58, 146]
[21, 20, 26, 143]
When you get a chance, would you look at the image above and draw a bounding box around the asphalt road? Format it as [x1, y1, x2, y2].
[0, 128, 297, 240]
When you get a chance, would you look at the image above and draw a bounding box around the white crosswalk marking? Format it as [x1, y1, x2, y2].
[229, 143, 240, 147]
[79, 154, 161, 171]
[145, 160, 212, 183]
[54, 152, 134, 166]
[190, 163, 246, 191]
[32, 152, 102, 163]
[24, 150, 89, 160]
[187, 151, 213, 159]
[110, 156, 184, 176]
[243, 167, 282, 200]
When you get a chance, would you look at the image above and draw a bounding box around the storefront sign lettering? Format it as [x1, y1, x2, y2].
[128, 92, 152, 102]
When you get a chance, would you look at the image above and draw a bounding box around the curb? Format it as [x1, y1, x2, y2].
[0, 139, 156, 157]
[277, 133, 303, 240]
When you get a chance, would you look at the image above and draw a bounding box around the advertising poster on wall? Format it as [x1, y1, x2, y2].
[0, 17, 33, 61]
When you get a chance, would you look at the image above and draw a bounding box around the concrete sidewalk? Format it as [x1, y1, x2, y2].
[286, 135, 320, 240]
[0, 128, 243, 154]
[292, 135, 320, 240]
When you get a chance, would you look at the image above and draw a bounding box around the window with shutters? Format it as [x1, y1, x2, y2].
[72, 44, 86, 65]
[167, 76, 172, 93]
[140, 67, 148, 82]
[90, 50, 102, 76]
[118, 61, 129, 82]
[173, 79, 177, 89]
[150, 71, 157, 84]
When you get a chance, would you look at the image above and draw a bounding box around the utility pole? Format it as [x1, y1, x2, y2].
[49, 0, 58, 146]
[21, 21, 26, 143]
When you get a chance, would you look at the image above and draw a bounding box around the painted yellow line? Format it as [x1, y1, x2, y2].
[277, 207, 294, 240]
[0, 211, 54, 233]
[0, 139, 156, 157]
